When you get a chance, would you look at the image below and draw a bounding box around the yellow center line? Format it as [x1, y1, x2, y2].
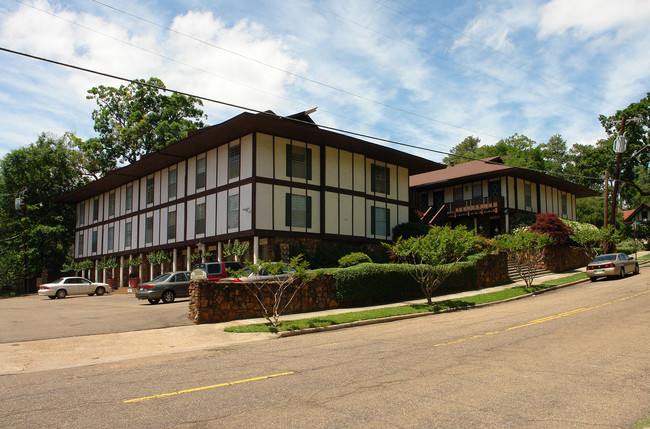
[123, 371, 295, 404]
[434, 289, 650, 348]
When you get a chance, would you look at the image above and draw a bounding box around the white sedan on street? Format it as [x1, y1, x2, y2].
[38, 277, 109, 299]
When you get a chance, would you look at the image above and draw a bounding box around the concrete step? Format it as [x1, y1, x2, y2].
[507, 263, 552, 282]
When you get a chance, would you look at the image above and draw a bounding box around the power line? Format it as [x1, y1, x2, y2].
[0, 46, 608, 184]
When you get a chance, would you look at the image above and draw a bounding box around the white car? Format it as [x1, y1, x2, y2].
[38, 277, 109, 299]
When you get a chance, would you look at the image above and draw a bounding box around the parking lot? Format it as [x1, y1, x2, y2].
[0, 292, 194, 343]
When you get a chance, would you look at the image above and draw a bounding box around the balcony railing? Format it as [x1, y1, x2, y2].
[447, 196, 504, 218]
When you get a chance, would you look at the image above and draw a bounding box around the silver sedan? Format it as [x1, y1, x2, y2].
[38, 277, 109, 299]
[585, 253, 639, 281]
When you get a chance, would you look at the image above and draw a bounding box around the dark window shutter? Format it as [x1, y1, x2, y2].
[306, 196, 312, 229]
[306, 148, 312, 180]
[371, 206, 376, 235]
[285, 193, 292, 227]
[371, 164, 376, 193]
[286, 144, 293, 177]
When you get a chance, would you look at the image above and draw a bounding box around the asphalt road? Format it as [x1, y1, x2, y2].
[0, 293, 193, 343]
[1, 271, 648, 428]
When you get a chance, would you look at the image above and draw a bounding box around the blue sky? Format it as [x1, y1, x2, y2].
[1, 0, 649, 163]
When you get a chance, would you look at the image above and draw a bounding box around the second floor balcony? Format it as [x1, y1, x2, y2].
[418, 195, 505, 225]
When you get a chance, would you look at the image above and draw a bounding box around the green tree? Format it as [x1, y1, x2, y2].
[443, 136, 482, 165]
[79, 77, 206, 175]
[0, 133, 86, 295]
[387, 225, 479, 305]
[494, 231, 552, 289]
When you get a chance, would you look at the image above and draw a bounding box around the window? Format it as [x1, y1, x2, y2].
[472, 183, 483, 199]
[195, 203, 206, 235]
[488, 180, 501, 197]
[561, 194, 568, 216]
[91, 230, 98, 253]
[371, 206, 390, 236]
[371, 164, 390, 195]
[168, 168, 177, 199]
[146, 177, 154, 205]
[125, 185, 133, 211]
[285, 194, 311, 228]
[167, 211, 177, 240]
[145, 216, 154, 244]
[227, 194, 239, 229]
[453, 186, 464, 202]
[92, 198, 99, 222]
[108, 192, 115, 217]
[196, 157, 206, 189]
[286, 144, 312, 180]
[78, 202, 85, 226]
[107, 226, 114, 251]
[125, 222, 132, 248]
[524, 183, 532, 208]
[228, 145, 240, 179]
[78, 233, 84, 256]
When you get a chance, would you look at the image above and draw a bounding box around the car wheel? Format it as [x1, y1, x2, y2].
[590, 277, 597, 282]
[161, 290, 175, 304]
[147, 298, 160, 304]
[95, 286, 106, 296]
[634, 263, 639, 274]
[55, 289, 67, 299]
[619, 267, 625, 279]
[48, 296, 56, 299]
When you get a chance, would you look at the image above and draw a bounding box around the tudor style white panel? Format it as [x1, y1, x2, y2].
[161, 168, 169, 202]
[353, 154, 365, 192]
[187, 156, 197, 194]
[325, 147, 338, 187]
[160, 206, 168, 246]
[275, 137, 290, 181]
[306, 188, 320, 234]
[308, 142, 320, 186]
[206, 193, 217, 237]
[353, 196, 365, 236]
[176, 203, 185, 242]
[216, 191, 228, 235]
[240, 183, 253, 231]
[241, 134, 253, 179]
[177, 162, 186, 199]
[154, 172, 161, 206]
[388, 203, 398, 235]
[444, 187, 453, 203]
[339, 194, 353, 236]
[138, 214, 146, 248]
[207, 148, 217, 190]
[339, 150, 353, 190]
[507, 177, 515, 209]
[187, 199, 196, 239]
[397, 166, 408, 202]
[256, 133, 274, 178]
[217, 144, 228, 187]
[273, 185, 291, 232]
[256, 183, 273, 230]
[398, 204, 409, 226]
[325, 192, 339, 234]
[388, 163, 397, 201]
[153, 209, 160, 247]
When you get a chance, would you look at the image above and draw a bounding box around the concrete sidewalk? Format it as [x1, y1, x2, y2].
[1, 255, 645, 376]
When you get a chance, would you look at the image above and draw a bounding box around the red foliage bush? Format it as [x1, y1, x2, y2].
[530, 212, 571, 245]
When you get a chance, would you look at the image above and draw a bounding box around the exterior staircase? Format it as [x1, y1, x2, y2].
[507, 262, 552, 283]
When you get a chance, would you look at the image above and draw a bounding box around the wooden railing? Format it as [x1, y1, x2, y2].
[447, 196, 504, 218]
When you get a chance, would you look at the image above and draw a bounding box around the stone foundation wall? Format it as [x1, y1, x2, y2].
[542, 246, 593, 272]
[188, 274, 338, 324]
[475, 252, 510, 288]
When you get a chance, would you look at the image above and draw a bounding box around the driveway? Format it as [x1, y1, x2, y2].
[0, 292, 194, 343]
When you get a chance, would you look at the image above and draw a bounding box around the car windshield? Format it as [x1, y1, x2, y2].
[151, 273, 171, 283]
[593, 255, 616, 262]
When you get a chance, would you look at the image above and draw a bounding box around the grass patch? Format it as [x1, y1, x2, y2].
[538, 272, 587, 287]
[632, 413, 650, 429]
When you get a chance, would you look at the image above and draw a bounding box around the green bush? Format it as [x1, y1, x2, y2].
[327, 259, 482, 304]
[392, 222, 429, 241]
[615, 246, 635, 255]
[338, 252, 373, 268]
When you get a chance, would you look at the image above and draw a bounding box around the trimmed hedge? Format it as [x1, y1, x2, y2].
[323, 255, 485, 304]
[338, 252, 373, 268]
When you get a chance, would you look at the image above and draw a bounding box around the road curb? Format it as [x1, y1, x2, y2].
[278, 260, 650, 338]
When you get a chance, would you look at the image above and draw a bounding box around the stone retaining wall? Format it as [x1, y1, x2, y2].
[542, 246, 593, 272]
[475, 252, 510, 288]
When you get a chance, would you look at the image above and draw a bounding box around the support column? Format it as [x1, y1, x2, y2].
[119, 256, 125, 288]
[217, 242, 223, 262]
[186, 246, 192, 271]
[253, 236, 259, 264]
[505, 212, 510, 233]
[94, 260, 99, 282]
[173, 248, 178, 272]
[139, 253, 144, 282]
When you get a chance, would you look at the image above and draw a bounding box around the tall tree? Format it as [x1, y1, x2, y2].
[79, 77, 206, 175]
[0, 133, 86, 294]
[442, 136, 481, 165]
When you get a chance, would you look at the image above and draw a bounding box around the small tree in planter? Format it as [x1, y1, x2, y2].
[97, 256, 119, 288]
[78, 259, 95, 279]
[189, 252, 203, 267]
[146, 250, 172, 278]
[124, 257, 142, 287]
[61, 257, 81, 276]
[229, 255, 315, 328]
[223, 239, 250, 263]
[386, 225, 479, 305]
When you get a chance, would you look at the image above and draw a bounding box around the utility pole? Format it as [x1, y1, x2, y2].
[603, 171, 608, 228]
[609, 116, 626, 227]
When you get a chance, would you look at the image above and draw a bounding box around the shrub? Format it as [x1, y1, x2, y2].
[530, 212, 571, 245]
[338, 252, 373, 268]
[615, 246, 635, 255]
[392, 222, 430, 241]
